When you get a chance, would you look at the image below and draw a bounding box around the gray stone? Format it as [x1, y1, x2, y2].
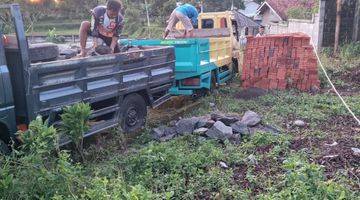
[310, 85, 320, 94]
[196, 117, 215, 129]
[262, 125, 281, 135]
[169, 120, 177, 127]
[351, 148, 360, 156]
[219, 116, 240, 126]
[241, 111, 262, 127]
[294, 120, 306, 127]
[228, 134, 241, 144]
[211, 112, 224, 121]
[59, 49, 77, 59]
[324, 142, 338, 147]
[219, 161, 229, 169]
[194, 128, 208, 135]
[175, 117, 200, 135]
[205, 120, 216, 128]
[231, 122, 249, 135]
[198, 136, 208, 142]
[152, 126, 167, 139]
[152, 126, 177, 141]
[246, 154, 258, 165]
[323, 155, 339, 159]
[209, 103, 216, 108]
[206, 121, 233, 141]
[210, 112, 240, 126]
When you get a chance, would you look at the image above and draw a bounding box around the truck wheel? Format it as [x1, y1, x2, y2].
[0, 139, 10, 156]
[120, 94, 147, 133]
[232, 59, 239, 74]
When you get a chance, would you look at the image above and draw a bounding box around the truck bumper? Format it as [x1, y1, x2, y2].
[169, 87, 194, 95]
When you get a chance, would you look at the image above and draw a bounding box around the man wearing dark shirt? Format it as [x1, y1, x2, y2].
[79, 0, 124, 57]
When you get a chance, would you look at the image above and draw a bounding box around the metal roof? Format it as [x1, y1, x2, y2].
[233, 10, 260, 28]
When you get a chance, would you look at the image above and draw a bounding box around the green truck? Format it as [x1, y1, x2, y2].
[0, 4, 175, 153]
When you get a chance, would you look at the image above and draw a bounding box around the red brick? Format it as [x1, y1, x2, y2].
[302, 37, 311, 46]
[277, 68, 287, 79]
[269, 80, 278, 89]
[278, 79, 287, 90]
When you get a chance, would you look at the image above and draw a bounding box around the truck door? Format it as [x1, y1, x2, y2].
[0, 31, 17, 141]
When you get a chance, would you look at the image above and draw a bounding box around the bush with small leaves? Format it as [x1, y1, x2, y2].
[60, 102, 92, 162]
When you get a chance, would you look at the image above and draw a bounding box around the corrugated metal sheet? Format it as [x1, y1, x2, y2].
[233, 10, 260, 28]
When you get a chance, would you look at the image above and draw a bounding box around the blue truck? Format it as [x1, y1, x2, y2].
[121, 38, 235, 96]
[120, 11, 251, 96]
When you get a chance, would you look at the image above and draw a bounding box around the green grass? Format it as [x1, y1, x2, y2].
[81, 84, 359, 199]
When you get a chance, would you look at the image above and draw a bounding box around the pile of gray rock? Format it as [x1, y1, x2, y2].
[152, 110, 281, 143]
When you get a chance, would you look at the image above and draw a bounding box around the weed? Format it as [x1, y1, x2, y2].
[259, 154, 356, 199]
[46, 28, 66, 43]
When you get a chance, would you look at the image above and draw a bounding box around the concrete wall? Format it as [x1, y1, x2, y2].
[267, 14, 321, 50]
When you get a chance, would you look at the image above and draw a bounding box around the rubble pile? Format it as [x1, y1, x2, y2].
[152, 111, 281, 143]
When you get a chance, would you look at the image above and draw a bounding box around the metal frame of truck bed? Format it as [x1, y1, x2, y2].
[0, 4, 175, 146]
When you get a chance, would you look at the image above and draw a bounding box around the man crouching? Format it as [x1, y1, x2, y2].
[79, 0, 124, 57]
[163, 2, 201, 39]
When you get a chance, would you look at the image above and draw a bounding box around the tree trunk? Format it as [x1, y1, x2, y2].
[334, 0, 342, 54]
[353, 0, 360, 41]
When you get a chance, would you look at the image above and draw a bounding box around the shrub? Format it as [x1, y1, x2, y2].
[0, 110, 152, 200]
[340, 42, 360, 60]
[60, 102, 92, 162]
[18, 116, 58, 156]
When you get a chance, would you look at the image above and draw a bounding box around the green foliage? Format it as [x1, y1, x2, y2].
[321, 47, 334, 57]
[46, 28, 66, 43]
[118, 136, 229, 198]
[60, 103, 92, 161]
[0, 114, 154, 200]
[0, 120, 83, 200]
[287, 7, 313, 20]
[340, 42, 360, 60]
[260, 155, 355, 199]
[18, 116, 58, 156]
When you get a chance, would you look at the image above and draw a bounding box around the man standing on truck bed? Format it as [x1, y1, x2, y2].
[163, 2, 201, 39]
[78, 0, 124, 57]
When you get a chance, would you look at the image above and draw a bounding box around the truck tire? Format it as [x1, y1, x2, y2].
[120, 94, 147, 133]
[29, 43, 59, 63]
[0, 139, 10, 156]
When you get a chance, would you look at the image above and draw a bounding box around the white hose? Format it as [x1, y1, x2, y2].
[310, 39, 360, 126]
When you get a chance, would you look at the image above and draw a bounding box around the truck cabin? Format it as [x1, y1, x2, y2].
[173, 11, 260, 47]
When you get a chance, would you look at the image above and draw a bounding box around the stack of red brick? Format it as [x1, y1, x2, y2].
[242, 33, 320, 91]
